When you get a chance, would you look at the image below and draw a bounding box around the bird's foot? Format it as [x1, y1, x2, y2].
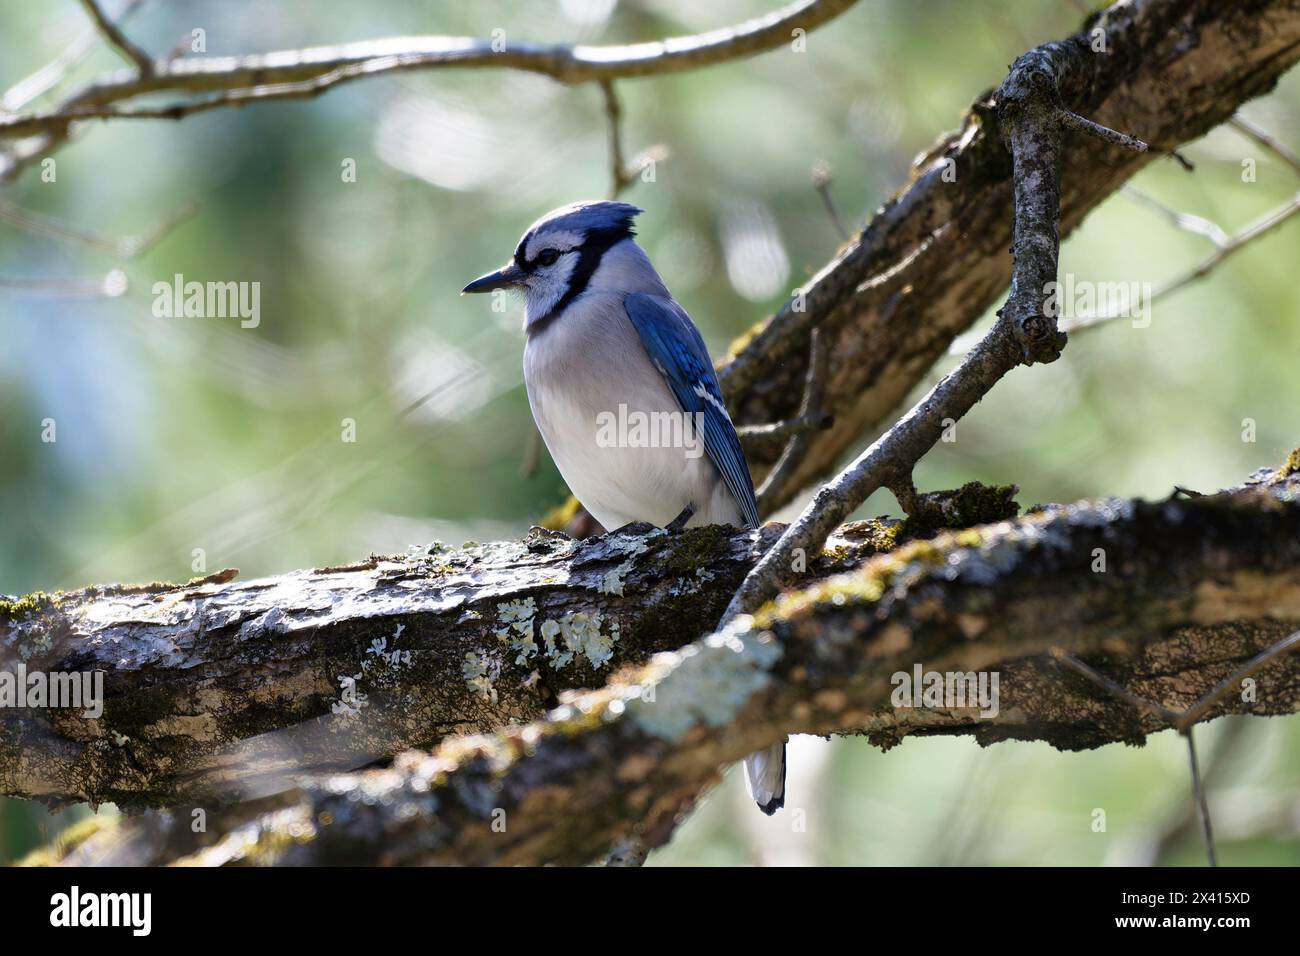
[609, 520, 657, 537]
[608, 504, 695, 538]
[665, 503, 696, 533]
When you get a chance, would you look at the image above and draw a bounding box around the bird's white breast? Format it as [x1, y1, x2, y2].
[523, 292, 742, 531]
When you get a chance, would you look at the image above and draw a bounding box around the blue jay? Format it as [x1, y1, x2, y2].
[463, 200, 786, 814]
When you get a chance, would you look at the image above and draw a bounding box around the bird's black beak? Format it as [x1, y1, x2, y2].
[461, 261, 525, 294]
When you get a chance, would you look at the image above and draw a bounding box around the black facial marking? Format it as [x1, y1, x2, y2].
[527, 224, 634, 337]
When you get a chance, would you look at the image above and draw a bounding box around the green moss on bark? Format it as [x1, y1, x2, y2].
[0, 591, 54, 626]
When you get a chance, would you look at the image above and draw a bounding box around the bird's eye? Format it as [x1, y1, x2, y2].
[537, 249, 560, 267]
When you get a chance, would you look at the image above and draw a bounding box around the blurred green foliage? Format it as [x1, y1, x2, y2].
[1, 0, 1297, 865]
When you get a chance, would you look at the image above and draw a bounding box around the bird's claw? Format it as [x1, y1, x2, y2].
[665, 503, 696, 533]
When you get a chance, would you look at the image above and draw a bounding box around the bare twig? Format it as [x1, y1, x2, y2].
[1137, 718, 1248, 865]
[736, 411, 832, 458]
[397, 363, 479, 420]
[1060, 108, 1148, 153]
[1229, 114, 1300, 176]
[0, 198, 197, 258]
[948, 186, 1300, 352]
[1176, 629, 1300, 731]
[1031, 115, 1300, 339]
[600, 80, 635, 197]
[0, 270, 127, 299]
[521, 425, 544, 479]
[723, 49, 1146, 621]
[0, 0, 858, 144]
[1060, 193, 1300, 333]
[1122, 185, 1229, 247]
[727, 298, 1015, 623]
[756, 328, 831, 512]
[1050, 630, 1300, 867]
[811, 160, 850, 241]
[1169, 149, 1196, 172]
[1048, 649, 1182, 723]
[1186, 729, 1218, 866]
[0, 0, 856, 186]
[77, 0, 153, 76]
[2, 0, 148, 111]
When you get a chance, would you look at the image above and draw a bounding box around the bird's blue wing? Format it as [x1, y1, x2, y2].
[623, 292, 759, 528]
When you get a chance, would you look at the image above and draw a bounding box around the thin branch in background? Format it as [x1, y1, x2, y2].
[736, 410, 832, 457]
[0, 197, 198, 258]
[0, 270, 128, 299]
[1050, 630, 1300, 867]
[811, 160, 850, 242]
[596, 81, 669, 197]
[1060, 192, 1300, 333]
[721, 225, 944, 405]
[1055, 113, 1300, 334]
[396, 363, 478, 420]
[1176, 629, 1300, 731]
[1185, 729, 1218, 866]
[757, 328, 831, 513]
[161, 34, 193, 65]
[0, 0, 861, 183]
[949, 182, 1300, 353]
[521, 425, 544, 479]
[1047, 650, 1181, 724]
[76, 0, 153, 75]
[1229, 114, 1300, 176]
[1138, 718, 1248, 865]
[0, 57, 431, 134]
[600, 80, 634, 198]
[2, 0, 148, 111]
[1122, 185, 1229, 247]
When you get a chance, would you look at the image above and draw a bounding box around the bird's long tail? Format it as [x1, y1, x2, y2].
[743, 739, 787, 815]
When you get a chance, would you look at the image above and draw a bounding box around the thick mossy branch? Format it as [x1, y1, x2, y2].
[78, 466, 1299, 867]
[5, 505, 994, 809]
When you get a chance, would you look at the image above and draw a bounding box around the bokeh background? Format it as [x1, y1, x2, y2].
[2, 0, 1298, 865]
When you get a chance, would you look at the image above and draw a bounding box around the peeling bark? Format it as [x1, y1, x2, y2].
[24, 466, 1300, 866]
[1, 520, 908, 809]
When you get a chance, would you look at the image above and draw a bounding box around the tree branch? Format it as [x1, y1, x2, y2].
[1061, 192, 1300, 334]
[0, 521, 895, 809]
[722, 37, 1147, 620]
[7, 0, 1300, 868]
[718, 0, 1300, 509]
[1, 0, 148, 111]
[0, 0, 858, 144]
[53, 463, 1299, 867]
[76, 0, 152, 76]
